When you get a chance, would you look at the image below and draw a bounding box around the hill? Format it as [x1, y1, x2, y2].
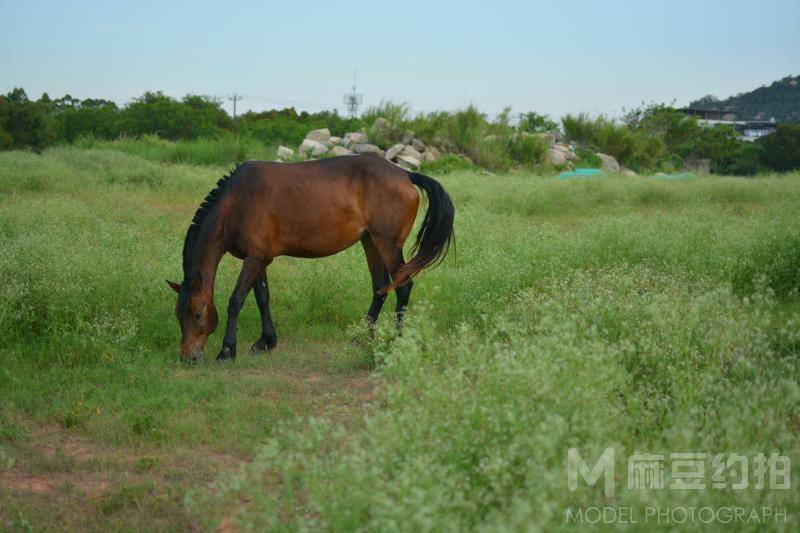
[689, 74, 800, 122]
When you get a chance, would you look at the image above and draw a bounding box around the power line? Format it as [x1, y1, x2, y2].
[228, 93, 244, 120]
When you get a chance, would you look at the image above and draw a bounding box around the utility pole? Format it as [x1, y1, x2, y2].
[228, 93, 244, 120]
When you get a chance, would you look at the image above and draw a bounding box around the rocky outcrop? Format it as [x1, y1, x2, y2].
[596, 153, 620, 173]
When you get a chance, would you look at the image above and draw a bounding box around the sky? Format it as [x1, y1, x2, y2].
[2, 0, 798, 120]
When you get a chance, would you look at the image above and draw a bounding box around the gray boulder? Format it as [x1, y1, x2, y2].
[305, 128, 331, 143]
[353, 143, 385, 157]
[299, 139, 328, 157]
[331, 146, 354, 156]
[396, 154, 421, 170]
[370, 117, 392, 138]
[277, 146, 294, 159]
[401, 145, 422, 160]
[342, 131, 368, 148]
[620, 167, 638, 178]
[328, 136, 341, 146]
[401, 130, 415, 144]
[596, 153, 620, 173]
[411, 138, 426, 152]
[385, 143, 405, 161]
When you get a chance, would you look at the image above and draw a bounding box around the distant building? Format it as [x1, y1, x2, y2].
[679, 108, 778, 141]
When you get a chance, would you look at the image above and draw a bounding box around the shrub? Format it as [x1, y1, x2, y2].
[758, 123, 800, 172]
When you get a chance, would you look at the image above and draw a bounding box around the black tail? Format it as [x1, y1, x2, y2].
[385, 172, 455, 292]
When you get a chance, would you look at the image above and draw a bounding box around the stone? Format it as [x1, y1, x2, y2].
[353, 143, 385, 157]
[620, 167, 638, 178]
[305, 128, 331, 143]
[596, 152, 620, 173]
[401, 130, 415, 144]
[396, 154, 421, 170]
[342, 131, 368, 148]
[274, 158, 283, 163]
[277, 146, 294, 159]
[426, 145, 442, 159]
[328, 136, 341, 146]
[299, 139, 328, 157]
[331, 146, 354, 156]
[401, 145, 422, 160]
[370, 117, 392, 138]
[411, 138, 426, 152]
[546, 148, 568, 166]
[385, 143, 405, 161]
[533, 132, 557, 145]
[423, 151, 437, 163]
[552, 143, 569, 153]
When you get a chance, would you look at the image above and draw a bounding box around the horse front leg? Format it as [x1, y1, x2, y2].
[250, 269, 277, 353]
[218, 256, 266, 362]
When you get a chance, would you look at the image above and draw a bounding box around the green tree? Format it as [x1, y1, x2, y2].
[757, 123, 800, 171]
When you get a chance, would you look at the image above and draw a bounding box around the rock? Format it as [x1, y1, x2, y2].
[423, 151, 437, 163]
[328, 136, 341, 146]
[299, 139, 328, 157]
[411, 138, 426, 152]
[353, 143, 385, 157]
[426, 145, 442, 160]
[533, 132, 557, 145]
[401, 145, 422, 160]
[552, 143, 569, 153]
[396, 154, 421, 170]
[401, 130, 415, 144]
[277, 146, 294, 159]
[331, 146, 354, 156]
[370, 117, 392, 138]
[654, 172, 668, 177]
[546, 148, 568, 166]
[342, 131, 368, 148]
[305, 128, 331, 143]
[595, 153, 620, 173]
[385, 143, 405, 161]
[274, 158, 283, 163]
[620, 167, 638, 178]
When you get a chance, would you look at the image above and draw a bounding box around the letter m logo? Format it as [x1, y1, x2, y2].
[567, 447, 615, 497]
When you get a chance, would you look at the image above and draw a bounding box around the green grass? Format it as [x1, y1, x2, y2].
[1, 146, 799, 530]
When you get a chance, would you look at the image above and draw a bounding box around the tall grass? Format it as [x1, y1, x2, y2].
[1, 146, 799, 529]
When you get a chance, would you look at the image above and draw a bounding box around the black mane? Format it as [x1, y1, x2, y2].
[181, 163, 248, 280]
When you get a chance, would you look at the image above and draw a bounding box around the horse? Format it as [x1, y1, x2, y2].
[166, 154, 455, 363]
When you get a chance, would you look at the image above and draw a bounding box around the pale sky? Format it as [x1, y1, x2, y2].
[2, 0, 798, 120]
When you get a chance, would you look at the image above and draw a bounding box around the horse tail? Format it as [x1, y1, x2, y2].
[384, 172, 455, 293]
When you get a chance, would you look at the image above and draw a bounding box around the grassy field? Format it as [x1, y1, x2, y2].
[1, 147, 799, 531]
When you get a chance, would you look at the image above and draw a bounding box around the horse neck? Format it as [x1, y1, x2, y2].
[191, 215, 226, 296]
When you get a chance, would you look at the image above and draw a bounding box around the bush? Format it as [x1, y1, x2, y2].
[758, 123, 800, 172]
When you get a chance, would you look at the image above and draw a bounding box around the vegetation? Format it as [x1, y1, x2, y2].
[690, 74, 800, 123]
[1, 146, 799, 529]
[2, 87, 800, 175]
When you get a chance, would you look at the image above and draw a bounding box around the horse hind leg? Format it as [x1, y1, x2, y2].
[361, 234, 391, 329]
[251, 269, 278, 353]
[373, 239, 413, 328]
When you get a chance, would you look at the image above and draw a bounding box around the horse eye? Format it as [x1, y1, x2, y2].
[194, 312, 202, 320]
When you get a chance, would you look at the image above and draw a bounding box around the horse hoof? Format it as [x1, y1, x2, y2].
[250, 335, 277, 353]
[216, 346, 236, 363]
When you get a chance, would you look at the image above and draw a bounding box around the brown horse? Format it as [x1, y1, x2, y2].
[166, 155, 454, 362]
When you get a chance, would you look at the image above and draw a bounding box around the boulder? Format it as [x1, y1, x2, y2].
[331, 146, 354, 156]
[552, 143, 569, 153]
[299, 139, 328, 157]
[353, 143, 385, 157]
[546, 148, 568, 166]
[426, 145, 442, 160]
[411, 138, 426, 152]
[277, 146, 294, 159]
[401, 130, 415, 144]
[385, 143, 405, 161]
[305, 128, 331, 143]
[423, 151, 437, 163]
[401, 145, 422, 160]
[396, 154, 421, 170]
[328, 136, 341, 146]
[620, 167, 638, 178]
[596, 153, 620, 173]
[342, 131, 368, 148]
[370, 117, 392, 138]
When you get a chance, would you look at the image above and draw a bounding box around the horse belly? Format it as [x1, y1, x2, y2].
[275, 207, 365, 259]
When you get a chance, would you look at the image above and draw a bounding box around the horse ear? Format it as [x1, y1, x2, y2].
[166, 280, 181, 293]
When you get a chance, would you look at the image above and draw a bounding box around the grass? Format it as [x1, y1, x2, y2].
[1, 146, 799, 530]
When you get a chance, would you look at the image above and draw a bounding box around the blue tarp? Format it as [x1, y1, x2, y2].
[557, 168, 606, 179]
[648, 172, 698, 181]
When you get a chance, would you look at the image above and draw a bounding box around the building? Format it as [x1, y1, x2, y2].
[679, 108, 778, 141]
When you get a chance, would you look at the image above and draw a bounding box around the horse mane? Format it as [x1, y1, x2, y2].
[182, 163, 249, 280]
